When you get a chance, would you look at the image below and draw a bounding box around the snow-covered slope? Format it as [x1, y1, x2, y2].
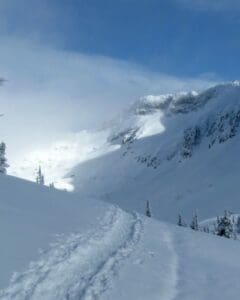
[8, 130, 116, 191]
[2, 174, 240, 299]
[72, 82, 240, 223]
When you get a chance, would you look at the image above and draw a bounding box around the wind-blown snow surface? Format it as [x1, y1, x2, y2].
[73, 82, 240, 223]
[1, 175, 240, 299]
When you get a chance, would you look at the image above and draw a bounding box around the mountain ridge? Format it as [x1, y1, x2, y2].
[72, 81, 240, 223]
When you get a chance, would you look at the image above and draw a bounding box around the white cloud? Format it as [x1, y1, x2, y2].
[0, 1, 222, 185]
[0, 37, 219, 166]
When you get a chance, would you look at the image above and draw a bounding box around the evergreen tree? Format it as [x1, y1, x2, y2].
[237, 216, 240, 233]
[177, 214, 187, 227]
[190, 213, 199, 231]
[36, 166, 45, 185]
[49, 182, 55, 189]
[145, 200, 152, 217]
[178, 214, 189, 227]
[203, 226, 210, 233]
[216, 210, 233, 238]
[178, 214, 183, 226]
[0, 142, 9, 174]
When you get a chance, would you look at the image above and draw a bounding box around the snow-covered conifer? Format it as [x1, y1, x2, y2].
[216, 210, 233, 238]
[236, 216, 240, 233]
[49, 182, 55, 189]
[190, 213, 199, 231]
[145, 200, 152, 217]
[0, 142, 9, 174]
[203, 226, 210, 233]
[178, 214, 183, 226]
[177, 214, 187, 227]
[36, 166, 45, 185]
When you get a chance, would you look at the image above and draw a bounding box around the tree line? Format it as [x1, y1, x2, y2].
[178, 210, 239, 239]
[145, 201, 239, 240]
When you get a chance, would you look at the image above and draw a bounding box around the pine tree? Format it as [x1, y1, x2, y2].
[36, 166, 45, 185]
[49, 182, 55, 189]
[178, 214, 183, 226]
[203, 226, 210, 233]
[0, 142, 9, 174]
[145, 200, 152, 217]
[178, 214, 186, 226]
[216, 210, 233, 238]
[237, 216, 240, 233]
[190, 213, 199, 231]
[177, 214, 187, 227]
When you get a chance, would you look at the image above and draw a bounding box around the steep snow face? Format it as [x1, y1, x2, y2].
[2, 175, 240, 299]
[73, 82, 240, 223]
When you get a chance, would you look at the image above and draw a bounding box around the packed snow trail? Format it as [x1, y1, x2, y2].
[0, 206, 143, 300]
[115, 221, 179, 300]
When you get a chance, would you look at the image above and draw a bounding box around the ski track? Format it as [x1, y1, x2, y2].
[160, 226, 179, 300]
[0, 206, 143, 300]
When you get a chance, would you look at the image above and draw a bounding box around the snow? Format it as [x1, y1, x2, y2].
[8, 82, 240, 207]
[2, 81, 240, 298]
[72, 82, 240, 224]
[1, 174, 240, 299]
[0, 175, 108, 289]
[1, 207, 143, 300]
[135, 112, 165, 139]
[5, 81, 240, 225]
[8, 130, 117, 191]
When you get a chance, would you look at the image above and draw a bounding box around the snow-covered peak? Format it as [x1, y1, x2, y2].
[134, 91, 199, 115]
[132, 81, 240, 117]
[9, 81, 240, 195]
[108, 81, 240, 145]
[72, 81, 240, 225]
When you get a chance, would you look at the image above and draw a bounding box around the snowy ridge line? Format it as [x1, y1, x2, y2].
[0, 207, 143, 300]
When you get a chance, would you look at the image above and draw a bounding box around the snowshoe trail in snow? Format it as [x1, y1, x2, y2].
[0, 206, 143, 300]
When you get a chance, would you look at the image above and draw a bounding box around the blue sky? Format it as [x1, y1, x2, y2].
[0, 0, 239, 158]
[1, 0, 240, 79]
